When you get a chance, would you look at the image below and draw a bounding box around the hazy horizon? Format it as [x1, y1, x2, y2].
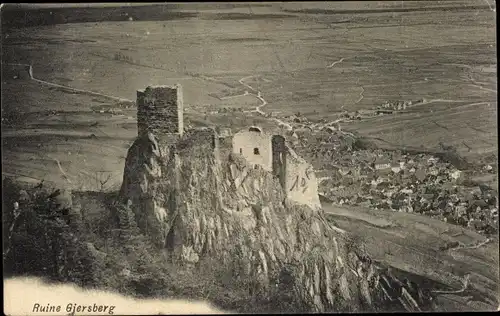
[2, 1, 492, 11]
[1, 3, 164, 9]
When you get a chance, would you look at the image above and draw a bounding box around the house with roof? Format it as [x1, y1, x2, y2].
[391, 162, 402, 174]
[373, 157, 391, 170]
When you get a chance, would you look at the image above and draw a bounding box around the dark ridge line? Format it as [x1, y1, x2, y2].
[1, 5, 199, 29]
[283, 5, 494, 15]
[0, 3, 274, 11]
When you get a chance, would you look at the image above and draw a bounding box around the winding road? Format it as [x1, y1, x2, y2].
[4, 62, 133, 103]
[225, 68, 385, 136]
[219, 74, 294, 131]
[326, 57, 345, 69]
[8, 60, 494, 139]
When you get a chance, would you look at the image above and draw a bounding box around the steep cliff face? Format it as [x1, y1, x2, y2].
[119, 130, 387, 312]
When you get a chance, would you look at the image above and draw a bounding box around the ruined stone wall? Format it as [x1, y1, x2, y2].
[120, 134, 390, 312]
[284, 146, 322, 210]
[232, 129, 272, 172]
[231, 129, 320, 209]
[177, 128, 219, 159]
[272, 135, 287, 191]
[137, 85, 184, 140]
[120, 87, 403, 311]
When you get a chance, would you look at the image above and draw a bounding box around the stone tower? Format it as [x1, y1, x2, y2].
[136, 84, 184, 138]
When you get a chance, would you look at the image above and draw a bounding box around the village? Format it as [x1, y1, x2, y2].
[204, 96, 498, 238]
[88, 92, 498, 238]
[293, 130, 498, 236]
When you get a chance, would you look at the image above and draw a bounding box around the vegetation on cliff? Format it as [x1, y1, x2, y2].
[2, 131, 439, 314]
[117, 131, 436, 312]
[2, 177, 307, 313]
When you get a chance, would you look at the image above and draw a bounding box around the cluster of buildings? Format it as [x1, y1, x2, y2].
[133, 84, 497, 235]
[277, 98, 424, 139]
[375, 99, 422, 112]
[305, 145, 498, 236]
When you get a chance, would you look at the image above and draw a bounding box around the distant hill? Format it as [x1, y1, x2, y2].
[3, 2, 492, 29]
[282, 4, 494, 15]
[0, 4, 198, 29]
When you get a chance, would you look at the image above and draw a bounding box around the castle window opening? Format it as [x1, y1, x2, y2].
[254, 148, 260, 155]
[240, 148, 243, 154]
[249, 126, 262, 133]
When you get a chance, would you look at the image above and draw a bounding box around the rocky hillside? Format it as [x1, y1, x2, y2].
[118, 129, 434, 312]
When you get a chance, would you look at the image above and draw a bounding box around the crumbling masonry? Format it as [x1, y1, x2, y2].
[133, 84, 320, 209]
[119, 84, 423, 313]
[231, 129, 321, 209]
[137, 84, 184, 139]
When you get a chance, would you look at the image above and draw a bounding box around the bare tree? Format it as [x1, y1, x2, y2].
[95, 171, 112, 192]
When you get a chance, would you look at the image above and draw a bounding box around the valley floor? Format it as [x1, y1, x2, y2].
[1, 2, 498, 311]
[324, 203, 499, 311]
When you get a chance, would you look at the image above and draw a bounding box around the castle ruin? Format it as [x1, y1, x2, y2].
[232, 128, 320, 209]
[134, 84, 320, 209]
[137, 84, 184, 139]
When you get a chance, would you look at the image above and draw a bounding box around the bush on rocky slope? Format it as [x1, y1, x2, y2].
[2, 178, 310, 313]
[117, 131, 437, 312]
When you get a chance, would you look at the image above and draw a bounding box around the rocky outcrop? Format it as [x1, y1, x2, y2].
[118, 129, 422, 312]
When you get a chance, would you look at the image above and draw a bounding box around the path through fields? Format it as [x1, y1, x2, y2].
[4, 63, 133, 102]
[218, 74, 294, 131]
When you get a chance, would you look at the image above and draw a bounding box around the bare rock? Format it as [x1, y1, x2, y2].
[118, 130, 422, 312]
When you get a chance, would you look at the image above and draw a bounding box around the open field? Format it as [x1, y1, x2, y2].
[345, 99, 497, 161]
[2, 2, 496, 169]
[1, 77, 134, 190]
